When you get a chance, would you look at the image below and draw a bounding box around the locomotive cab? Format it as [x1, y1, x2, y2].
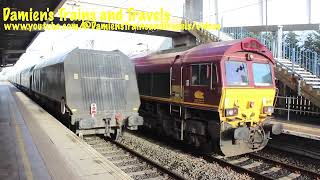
[219, 49, 282, 156]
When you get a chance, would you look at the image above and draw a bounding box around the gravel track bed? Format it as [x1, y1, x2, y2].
[263, 169, 291, 179]
[107, 155, 131, 161]
[225, 156, 243, 161]
[85, 136, 173, 179]
[295, 174, 313, 180]
[122, 165, 150, 173]
[95, 145, 119, 152]
[103, 151, 124, 156]
[249, 163, 272, 173]
[132, 172, 162, 180]
[118, 132, 252, 180]
[256, 148, 320, 173]
[114, 159, 141, 167]
[235, 158, 255, 167]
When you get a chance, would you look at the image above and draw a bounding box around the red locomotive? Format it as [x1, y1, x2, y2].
[132, 38, 282, 156]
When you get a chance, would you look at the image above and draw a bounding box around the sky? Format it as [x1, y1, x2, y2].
[203, 0, 320, 27]
[1, 0, 319, 77]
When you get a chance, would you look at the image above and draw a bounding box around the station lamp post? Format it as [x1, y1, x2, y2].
[265, 0, 268, 29]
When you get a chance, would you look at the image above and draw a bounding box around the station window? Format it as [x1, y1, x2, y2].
[191, 64, 210, 86]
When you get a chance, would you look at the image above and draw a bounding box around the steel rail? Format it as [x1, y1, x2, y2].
[268, 141, 320, 160]
[85, 135, 187, 180]
[203, 152, 320, 180]
[248, 153, 320, 179]
[203, 155, 273, 180]
[111, 140, 187, 180]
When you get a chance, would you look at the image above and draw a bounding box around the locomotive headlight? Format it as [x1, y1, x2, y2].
[225, 108, 238, 117]
[263, 106, 274, 114]
[246, 53, 254, 61]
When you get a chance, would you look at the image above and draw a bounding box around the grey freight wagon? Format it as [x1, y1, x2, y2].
[28, 48, 143, 138]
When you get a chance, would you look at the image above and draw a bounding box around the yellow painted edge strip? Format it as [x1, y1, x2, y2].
[8, 100, 34, 180]
[182, 101, 219, 108]
[140, 95, 170, 102]
[140, 95, 219, 109]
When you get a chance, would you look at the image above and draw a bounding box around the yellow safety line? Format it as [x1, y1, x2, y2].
[8, 97, 34, 180]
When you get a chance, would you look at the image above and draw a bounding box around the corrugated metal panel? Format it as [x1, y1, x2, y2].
[79, 52, 127, 113]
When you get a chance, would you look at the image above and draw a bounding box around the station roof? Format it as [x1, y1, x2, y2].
[0, 0, 191, 70]
[0, 0, 66, 68]
[225, 24, 320, 32]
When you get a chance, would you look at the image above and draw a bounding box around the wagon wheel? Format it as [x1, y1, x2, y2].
[110, 128, 122, 140]
[61, 98, 66, 114]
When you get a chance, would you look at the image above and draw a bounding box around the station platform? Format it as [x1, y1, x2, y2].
[271, 118, 320, 141]
[0, 81, 132, 180]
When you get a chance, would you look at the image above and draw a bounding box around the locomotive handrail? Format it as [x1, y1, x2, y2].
[210, 63, 213, 90]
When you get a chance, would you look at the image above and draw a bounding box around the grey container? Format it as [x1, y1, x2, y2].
[32, 48, 143, 136]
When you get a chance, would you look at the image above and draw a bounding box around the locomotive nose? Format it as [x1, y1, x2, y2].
[221, 123, 269, 156]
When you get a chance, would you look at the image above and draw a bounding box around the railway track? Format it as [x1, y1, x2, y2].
[269, 142, 320, 160]
[121, 131, 320, 179]
[268, 134, 320, 161]
[84, 136, 186, 180]
[85, 132, 320, 180]
[204, 153, 320, 180]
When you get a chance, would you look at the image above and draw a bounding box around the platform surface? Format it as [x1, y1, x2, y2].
[271, 118, 320, 141]
[0, 81, 132, 180]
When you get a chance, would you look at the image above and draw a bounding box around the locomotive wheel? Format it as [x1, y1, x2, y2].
[68, 120, 77, 133]
[198, 137, 215, 154]
[60, 98, 66, 114]
[110, 128, 122, 140]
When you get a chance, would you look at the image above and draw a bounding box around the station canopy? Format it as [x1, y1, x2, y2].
[0, 0, 66, 68]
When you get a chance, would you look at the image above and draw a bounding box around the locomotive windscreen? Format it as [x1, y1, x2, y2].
[225, 61, 249, 86]
[252, 63, 272, 86]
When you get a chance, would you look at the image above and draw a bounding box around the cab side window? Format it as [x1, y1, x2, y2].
[211, 64, 218, 84]
[191, 64, 210, 86]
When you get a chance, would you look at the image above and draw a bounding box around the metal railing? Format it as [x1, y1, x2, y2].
[274, 96, 320, 121]
[282, 45, 320, 75]
[221, 27, 320, 77]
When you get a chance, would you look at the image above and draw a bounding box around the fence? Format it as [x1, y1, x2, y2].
[274, 96, 320, 121]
